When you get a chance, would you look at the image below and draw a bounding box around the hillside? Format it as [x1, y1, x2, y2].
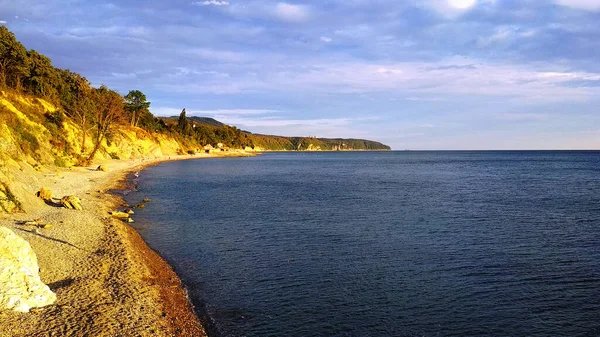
[0, 90, 188, 168]
[159, 115, 391, 151]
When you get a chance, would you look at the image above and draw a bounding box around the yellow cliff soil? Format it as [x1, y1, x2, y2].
[0, 91, 188, 168]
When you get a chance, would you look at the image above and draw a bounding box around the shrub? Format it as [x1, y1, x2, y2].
[45, 110, 65, 127]
[54, 157, 68, 167]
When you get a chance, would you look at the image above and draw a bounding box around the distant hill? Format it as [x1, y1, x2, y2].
[160, 116, 225, 128]
[158, 116, 391, 151]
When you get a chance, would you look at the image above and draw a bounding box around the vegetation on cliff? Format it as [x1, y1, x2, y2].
[0, 25, 389, 166]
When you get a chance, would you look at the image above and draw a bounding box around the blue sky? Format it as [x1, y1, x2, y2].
[1, 0, 600, 149]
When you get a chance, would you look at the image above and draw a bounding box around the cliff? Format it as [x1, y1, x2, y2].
[0, 90, 186, 169]
[161, 116, 392, 152]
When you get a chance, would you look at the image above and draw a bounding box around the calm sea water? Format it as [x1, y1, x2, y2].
[125, 151, 600, 337]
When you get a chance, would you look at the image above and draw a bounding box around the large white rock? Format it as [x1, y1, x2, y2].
[0, 226, 56, 312]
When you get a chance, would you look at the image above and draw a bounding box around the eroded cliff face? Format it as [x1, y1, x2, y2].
[0, 91, 188, 214]
[0, 91, 185, 169]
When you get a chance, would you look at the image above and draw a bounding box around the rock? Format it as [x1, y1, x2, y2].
[36, 188, 52, 201]
[96, 165, 108, 172]
[60, 196, 82, 210]
[125, 209, 134, 215]
[23, 218, 44, 227]
[0, 226, 56, 312]
[134, 203, 145, 209]
[109, 211, 129, 219]
[142, 198, 152, 203]
[124, 218, 134, 223]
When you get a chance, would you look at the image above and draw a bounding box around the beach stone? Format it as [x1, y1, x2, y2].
[60, 195, 82, 210]
[142, 198, 152, 203]
[37, 187, 52, 201]
[0, 226, 57, 312]
[96, 165, 108, 172]
[109, 211, 130, 219]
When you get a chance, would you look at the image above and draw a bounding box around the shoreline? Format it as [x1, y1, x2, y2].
[0, 152, 254, 336]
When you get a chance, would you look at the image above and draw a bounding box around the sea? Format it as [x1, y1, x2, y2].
[124, 151, 600, 337]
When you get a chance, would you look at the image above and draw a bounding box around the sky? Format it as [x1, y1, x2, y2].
[1, 0, 600, 150]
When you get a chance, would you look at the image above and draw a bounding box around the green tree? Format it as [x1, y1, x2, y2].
[86, 85, 125, 163]
[177, 108, 191, 135]
[25, 50, 57, 98]
[57, 69, 95, 154]
[0, 26, 30, 89]
[124, 89, 150, 127]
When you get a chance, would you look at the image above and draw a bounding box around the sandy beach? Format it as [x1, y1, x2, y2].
[0, 152, 250, 336]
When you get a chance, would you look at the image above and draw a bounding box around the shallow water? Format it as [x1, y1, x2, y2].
[126, 151, 600, 336]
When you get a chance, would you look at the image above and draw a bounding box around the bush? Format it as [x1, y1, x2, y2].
[54, 157, 68, 167]
[45, 110, 64, 127]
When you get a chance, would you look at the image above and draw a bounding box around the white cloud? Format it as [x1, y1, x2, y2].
[494, 112, 549, 121]
[154, 57, 600, 101]
[189, 109, 277, 116]
[477, 26, 518, 47]
[188, 48, 246, 62]
[448, 0, 477, 9]
[320, 36, 332, 43]
[0, 20, 6, 24]
[423, 0, 478, 18]
[273, 2, 310, 22]
[194, 0, 230, 6]
[219, 117, 353, 127]
[151, 107, 184, 117]
[111, 72, 137, 79]
[555, 0, 600, 11]
[224, 2, 310, 23]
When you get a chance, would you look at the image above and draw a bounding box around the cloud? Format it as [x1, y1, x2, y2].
[428, 64, 477, 70]
[193, 0, 230, 6]
[494, 112, 549, 121]
[223, 2, 310, 23]
[151, 107, 184, 117]
[220, 117, 354, 127]
[188, 48, 246, 62]
[555, 0, 600, 11]
[188, 109, 277, 116]
[447, 0, 477, 9]
[273, 2, 310, 22]
[320, 36, 332, 43]
[150, 56, 600, 101]
[423, 0, 479, 18]
[0, 20, 6, 24]
[111, 72, 137, 79]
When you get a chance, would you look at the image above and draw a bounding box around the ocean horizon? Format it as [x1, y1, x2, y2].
[126, 151, 600, 336]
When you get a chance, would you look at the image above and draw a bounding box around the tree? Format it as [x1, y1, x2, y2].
[0, 26, 29, 89]
[124, 89, 150, 127]
[86, 85, 125, 163]
[57, 69, 95, 154]
[25, 50, 57, 98]
[177, 108, 191, 135]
